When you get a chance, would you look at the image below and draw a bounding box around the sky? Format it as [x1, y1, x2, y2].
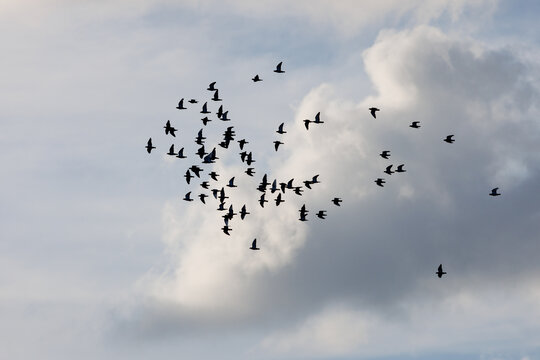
[1, 0, 540, 359]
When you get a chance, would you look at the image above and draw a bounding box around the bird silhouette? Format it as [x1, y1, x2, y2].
[384, 165, 394, 175]
[410, 121, 420, 128]
[259, 193, 268, 208]
[303, 119, 311, 130]
[395, 164, 406, 173]
[145, 138, 156, 153]
[219, 187, 228, 203]
[209, 171, 219, 181]
[211, 189, 219, 199]
[245, 168, 255, 177]
[200, 102, 211, 114]
[375, 178, 386, 187]
[221, 111, 230, 121]
[274, 61, 285, 73]
[201, 117, 211, 126]
[287, 178, 295, 189]
[240, 205, 250, 220]
[190, 165, 203, 178]
[212, 89, 222, 101]
[200, 181, 210, 189]
[176, 98, 186, 110]
[294, 187, 303, 196]
[332, 198, 342, 206]
[275, 193, 284, 206]
[250, 238, 260, 250]
[222, 225, 231, 236]
[183, 191, 193, 202]
[313, 112, 324, 124]
[444, 135, 455, 143]
[207, 82, 216, 91]
[227, 177, 237, 188]
[246, 152, 255, 166]
[216, 105, 223, 118]
[311, 175, 320, 184]
[270, 179, 278, 193]
[274, 141, 283, 151]
[164, 120, 177, 137]
[184, 170, 193, 184]
[369, 107, 380, 119]
[489, 188, 501, 196]
[299, 204, 308, 221]
[195, 129, 206, 145]
[167, 144, 176, 156]
[380, 150, 391, 159]
[217, 202, 226, 211]
[436, 264, 447, 278]
[226, 205, 237, 220]
[196, 145, 207, 159]
[199, 193, 208, 204]
[238, 139, 248, 150]
[316, 210, 327, 219]
[252, 74, 262, 82]
[277, 123, 286, 134]
[175, 147, 186, 159]
[188, 99, 198, 104]
[303, 181, 312, 189]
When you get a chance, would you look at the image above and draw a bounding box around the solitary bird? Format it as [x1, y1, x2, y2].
[245, 168, 255, 177]
[316, 210, 327, 219]
[200, 102, 211, 114]
[250, 238, 260, 250]
[313, 112, 324, 124]
[238, 139, 248, 150]
[277, 123, 286, 134]
[380, 150, 391, 159]
[444, 135, 455, 143]
[274, 140, 283, 151]
[303, 119, 311, 130]
[410, 121, 420, 128]
[240, 205, 250, 220]
[167, 144, 176, 156]
[436, 264, 447, 278]
[395, 164, 406, 173]
[212, 89, 222, 101]
[164, 120, 177, 137]
[275, 193, 284, 206]
[227, 177, 237, 188]
[252, 74, 262, 82]
[207, 82, 216, 91]
[384, 165, 394, 175]
[145, 138, 156, 153]
[369, 107, 380, 119]
[175, 147, 186, 159]
[176, 98, 186, 110]
[332, 198, 342, 206]
[259, 193, 268, 208]
[209, 171, 219, 181]
[375, 178, 386, 187]
[188, 99, 198, 104]
[198, 193, 208, 204]
[489, 187, 501, 196]
[184, 170, 193, 184]
[274, 61, 285, 73]
[183, 191, 193, 202]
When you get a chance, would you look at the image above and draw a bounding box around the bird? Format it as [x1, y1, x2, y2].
[279, 182, 287, 193]
[212, 89, 222, 101]
[238, 139, 248, 150]
[188, 99, 198, 104]
[332, 198, 342, 206]
[287, 178, 294, 189]
[198, 193, 208, 204]
[145, 138, 156, 153]
[219, 187, 229, 203]
[303, 181, 312, 189]
[294, 187, 303, 196]
[211, 189, 219, 199]
[436, 264, 447, 278]
[311, 175, 320, 184]
[227, 177, 237, 188]
[252, 74, 262, 82]
[222, 225, 231, 236]
[395, 164, 406, 173]
[274, 61, 285, 73]
[221, 111, 230, 121]
[195, 129, 206, 145]
[167, 144, 176, 156]
[380, 150, 391, 159]
[489, 188, 501, 196]
[410, 121, 420, 128]
[250, 238, 260, 250]
[209, 171, 219, 181]
[175, 147, 186, 159]
[226, 205, 237, 220]
[303, 119, 311, 130]
[216, 105, 223, 118]
[245, 168, 255, 177]
[217, 202, 226, 211]
[196, 145, 207, 159]
[164, 120, 177, 137]
[375, 178, 386, 187]
[201, 117, 211, 126]
[190, 165, 203, 178]
[183, 191, 193, 202]
[240, 205, 250, 220]
[259, 193, 268, 208]
[203, 149, 216, 164]
[200, 181, 210, 189]
[316, 210, 327, 219]
[270, 179, 278, 193]
[384, 165, 394, 175]
[184, 170, 193, 184]
[200, 102, 210, 114]
[275, 193, 284, 206]
[313, 112, 324, 124]
[277, 123, 286, 134]
[274, 141, 283, 151]
[239, 151, 247, 163]
[207, 82, 216, 91]
[176, 98, 186, 110]
[369, 107, 380, 119]
[299, 204, 308, 221]
[444, 135, 455, 143]
[246, 152, 255, 166]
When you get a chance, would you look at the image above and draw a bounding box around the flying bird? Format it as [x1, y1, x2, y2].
[200, 102, 210, 114]
[226, 205, 237, 220]
[195, 129, 206, 145]
[380, 150, 391, 159]
[240, 205, 250, 220]
[369, 107, 380, 119]
[313, 112, 323, 124]
[303, 181, 312, 189]
[164, 120, 177, 137]
[303, 119, 311, 130]
[396, 164, 406, 173]
[436, 264, 447, 278]
[175, 147, 186, 159]
[227, 177, 237, 188]
[246, 152, 255, 166]
[238, 139, 248, 150]
[176, 98, 186, 110]
[188, 99, 198, 104]
[245, 168, 255, 177]
[274, 61, 285, 73]
[216, 105, 223, 118]
[332, 198, 342, 206]
[250, 238, 260, 250]
[200, 181, 210, 189]
[145, 138, 156, 153]
[287, 178, 294, 189]
[410, 121, 420, 128]
[294, 187, 303, 196]
[275, 193, 284, 206]
[489, 187, 501, 196]
[183, 191, 193, 202]
[196, 145, 207, 159]
[207, 82, 216, 91]
[217, 202, 226, 211]
[252, 74, 262, 82]
[316, 210, 327, 219]
[167, 144, 176, 156]
[221, 111, 230, 121]
[198, 193, 208, 204]
[274, 140, 283, 151]
[299, 204, 308, 221]
[259, 193, 268, 208]
[209, 171, 219, 181]
[311, 175, 320, 184]
[201, 117, 211, 126]
[384, 165, 394, 175]
[277, 123, 286, 134]
[212, 89, 222, 101]
[190, 165, 203, 178]
[270, 179, 278, 193]
[444, 135, 455, 143]
[221, 225, 231, 236]
[184, 170, 193, 184]
[375, 178, 386, 187]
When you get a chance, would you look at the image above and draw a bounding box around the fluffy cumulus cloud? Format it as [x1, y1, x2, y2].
[125, 23, 540, 358]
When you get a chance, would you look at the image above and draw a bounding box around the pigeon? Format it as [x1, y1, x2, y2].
[259, 193, 268, 208]
[444, 135, 455, 143]
[277, 123, 286, 134]
[222, 225, 231, 236]
[489, 188, 501, 196]
[380, 150, 391, 159]
[198, 193, 208, 204]
[245, 168, 255, 177]
[369, 107, 380, 119]
[212, 89, 222, 101]
[395, 164, 406, 173]
[207, 82, 216, 91]
[164, 120, 177, 137]
[274, 61, 285, 73]
[299, 204, 308, 221]
[384, 165, 394, 175]
[201, 117, 211, 126]
[184, 170, 193, 184]
[216, 105, 223, 118]
[239, 151, 248, 163]
[238, 139, 248, 150]
[167, 144, 176, 156]
[313, 112, 323, 124]
[221, 111, 230, 121]
[252, 74, 262, 82]
[250, 238, 260, 250]
[274, 141, 283, 151]
[188, 99, 198, 104]
[195, 129, 206, 145]
[183, 191, 193, 202]
[145, 138, 156, 153]
[209, 171, 219, 181]
[436, 264, 447, 278]
[196, 145, 207, 159]
[332, 198, 342, 206]
[211, 189, 219, 199]
[203, 149, 217, 164]
[275, 193, 284, 206]
[303, 119, 311, 130]
[176, 98, 186, 110]
[175, 147, 186, 159]
[200, 181, 210, 189]
[190, 165, 203, 178]
[246, 152, 255, 166]
[217, 202, 226, 211]
[240, 205, 250, 220]
[375, 178, 386, 187]
[316, 210, 327, 219]
[270, 179, 278, 194]
[410, 121, 420, 128]
[311, 175, 320, 184]
[294, 187, 303, 196]
[287, 178, 294, 189]
[303, 181, 312, 189]
[219, 187, 229, 201]
[226, 205, 237, 220]
[227, 177, 237, 188]
[200, 102, 210, 114]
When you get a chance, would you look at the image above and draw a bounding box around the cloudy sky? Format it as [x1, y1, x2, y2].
[2, 0, 540, 359]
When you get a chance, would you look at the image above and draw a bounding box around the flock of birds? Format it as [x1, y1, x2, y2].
[144, 61, 501, 279]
